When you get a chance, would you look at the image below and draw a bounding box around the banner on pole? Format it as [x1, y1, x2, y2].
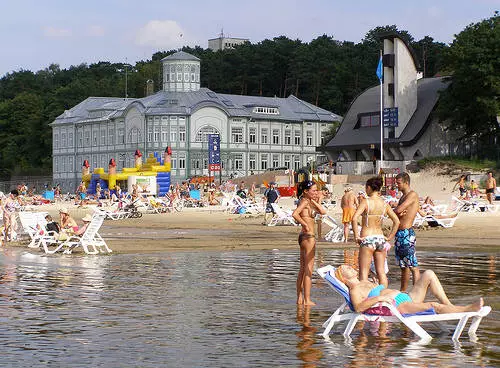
[383, 107, 398, 127]
[208, 134, 221, 172]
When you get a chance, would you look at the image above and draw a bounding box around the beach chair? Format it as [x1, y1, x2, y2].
[317, 265, 491, 342]
[425, 213, 458, 228]
[322, 215, 344, 242]
[267, 203, 298, 226]
[18, 211, 49, 246]
[40, 212, 111, 255]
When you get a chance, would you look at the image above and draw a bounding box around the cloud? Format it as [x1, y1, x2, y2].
[135, 20, 191, 49]
[87, 25, 105, 37]
[43, 26, 72, 38]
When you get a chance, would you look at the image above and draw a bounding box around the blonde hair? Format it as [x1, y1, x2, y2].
[335, 267, 346, 284]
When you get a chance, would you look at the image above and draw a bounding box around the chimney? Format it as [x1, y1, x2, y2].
[146, 79, 154, 96]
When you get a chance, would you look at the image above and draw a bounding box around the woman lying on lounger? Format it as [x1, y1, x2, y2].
[335, 264, 483, 314]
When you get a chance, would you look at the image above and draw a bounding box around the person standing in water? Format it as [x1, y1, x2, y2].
[292, 180, 327, 306]
[352, 176, 399, 287]
[394, 172, 421, 291]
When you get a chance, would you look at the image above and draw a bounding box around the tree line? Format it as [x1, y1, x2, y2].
[0, 18, 498, 180]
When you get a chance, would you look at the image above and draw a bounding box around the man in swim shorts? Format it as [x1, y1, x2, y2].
[341, 187, 358, 243]
[394, 172, 420, 292]
[485, 171, 497, 205]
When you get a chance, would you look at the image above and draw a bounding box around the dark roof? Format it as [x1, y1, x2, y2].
[52, 88, 341, 125]
[323, 77, 449, 151]
[161, 51, 200, 62]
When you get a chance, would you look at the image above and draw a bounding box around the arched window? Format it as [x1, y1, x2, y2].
[128, 127, 142, 144]
[195, 125, 220, 142]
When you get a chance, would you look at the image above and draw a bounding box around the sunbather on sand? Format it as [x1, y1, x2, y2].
[335, 264, 483, 314]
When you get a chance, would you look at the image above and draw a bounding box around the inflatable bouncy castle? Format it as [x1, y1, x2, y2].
[82, 147, 172, 197]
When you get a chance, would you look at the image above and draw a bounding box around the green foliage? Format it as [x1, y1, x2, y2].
[0, 25, 454, 179]
[418, 157, 497, 171]
[438, 14, 500, 140]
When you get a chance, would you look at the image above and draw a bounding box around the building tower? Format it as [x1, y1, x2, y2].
[161, 51, 200, 92]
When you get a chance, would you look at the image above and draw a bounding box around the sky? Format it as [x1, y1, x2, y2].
[0, 0, 498, 77]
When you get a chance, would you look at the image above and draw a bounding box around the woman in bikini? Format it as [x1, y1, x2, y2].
[292, 180, 327, 305]
[335, 264, 483, 315]
[352, 177, 399, 287]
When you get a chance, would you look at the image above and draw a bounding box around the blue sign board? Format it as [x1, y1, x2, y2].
[208, 134, 221, 171]
[383, 107, 398, 127]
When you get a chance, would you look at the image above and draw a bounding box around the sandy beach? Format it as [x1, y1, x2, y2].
[13, 168, 499, 254]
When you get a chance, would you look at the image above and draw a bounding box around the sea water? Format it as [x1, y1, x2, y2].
[0, 248, 498, 367]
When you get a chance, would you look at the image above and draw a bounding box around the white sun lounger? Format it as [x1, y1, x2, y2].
[40, 212, 111, 255]
[317, 265, 491, 343]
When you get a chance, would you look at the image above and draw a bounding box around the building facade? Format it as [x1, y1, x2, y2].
[322, 33, 456, 174]
[208, 35, 249, 51]
[51, 51, 341, 192]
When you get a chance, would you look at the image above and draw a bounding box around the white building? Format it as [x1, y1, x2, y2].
[323, 33, 455, 174]
[208, 35, 249, 51]
[51, 51, 341, 191]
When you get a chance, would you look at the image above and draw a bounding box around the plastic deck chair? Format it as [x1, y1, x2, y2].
[317, 265, 491, 343]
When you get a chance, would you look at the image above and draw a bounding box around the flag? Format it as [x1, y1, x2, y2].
[376, 56, 383, 81]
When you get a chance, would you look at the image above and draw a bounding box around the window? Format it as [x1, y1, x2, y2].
[231, 127, 243, 143]
[272, 154, 279, 168]
[93, 131, 98, 146]
[184, 73, 189, 82]
[54, 133, 59, 149]
[261, 128, 268, 144]
[233, 154, 242, 170]
[85, 131, 91, 146]
[171, 157, 177, 169]
[249, 128, 256, 143]
[356, 113, 380, 128]
[161, 126, 168, 142]
[128, 127, 141, 144]
[61, 133, 66, 147]
[192, 159, 200, 169]
[306, 131, 313, 146]
[272, 129, 279, 144]
[68, 132, 73, 147]
[249, 153, 256, 170]
[147, 126, 153, 142]
[294, 156, 301, 171]
[170, 65, 175, 82]
[118, 128, 125, 144]
[195, 126, 218, 142]
[179, 156, 186, 169]
[294, 131, 301, 145]
[170, 126, 177, 142]
[78, 131, 83, 147]
[203, 158, 208, 169]
[179, 126, 186, 142]
[252, 107, 279, 115]
[285, 130, 291, 145]
[191, 65, 196, 82]
[284, 154, 291, 168]
[108, 128, 115, 145]
[261, 154, 268, 170]
[100, 129, 106, 145]
[68, 156, 73, 172]
[177, 73, 182, 82]
[154, 127, 160, 142]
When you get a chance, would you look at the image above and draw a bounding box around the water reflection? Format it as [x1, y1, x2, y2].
[296, 305, 322, 367]
[0, 247, 497, 367]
